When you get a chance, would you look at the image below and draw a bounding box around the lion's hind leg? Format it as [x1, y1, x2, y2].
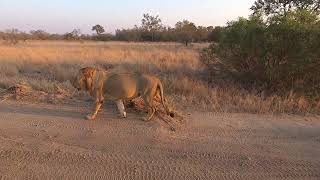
[142, 96, 156, 122]
[116, 100, 127, 118]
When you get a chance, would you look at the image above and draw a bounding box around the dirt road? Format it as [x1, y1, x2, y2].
[0, 101, 319, 179]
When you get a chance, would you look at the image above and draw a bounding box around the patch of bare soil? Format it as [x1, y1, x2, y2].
[0, 100, 319, 179]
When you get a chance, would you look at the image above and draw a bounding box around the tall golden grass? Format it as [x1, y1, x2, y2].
[0, 40, 319, 114]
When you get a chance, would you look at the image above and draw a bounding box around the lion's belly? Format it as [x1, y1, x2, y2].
[103, 75, 139, 100]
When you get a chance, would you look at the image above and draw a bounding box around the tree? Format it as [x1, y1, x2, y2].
[195, 26, 209, 42]
[92, 24, 105, 35]
[141, 13, 163, 41]
[208, 26, 225, 42]
[71, 29, 81, 38]
[251, 0, 320, 17]
[175, 20, 197, 46]
[5, 29, 20, 44]
[115, 26, 142, 41]
[64, 29, 81, 40]
[30, 30, 49, 40]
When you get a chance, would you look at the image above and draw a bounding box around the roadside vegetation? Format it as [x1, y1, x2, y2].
[201, 0, 320, 114]
[0, 0, 319, 114]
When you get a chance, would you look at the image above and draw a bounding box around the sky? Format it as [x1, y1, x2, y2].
[0, 0, 256, 34]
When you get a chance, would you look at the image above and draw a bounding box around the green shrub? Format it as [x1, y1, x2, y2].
[201, 10, 320, 96]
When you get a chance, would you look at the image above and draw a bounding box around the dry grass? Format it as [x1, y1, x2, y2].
[0, 40, 319, 114]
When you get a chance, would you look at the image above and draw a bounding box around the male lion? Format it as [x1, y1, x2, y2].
[72, 67, 175, 121]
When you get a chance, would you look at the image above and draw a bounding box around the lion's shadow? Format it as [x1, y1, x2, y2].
[0, 102, 145, 121]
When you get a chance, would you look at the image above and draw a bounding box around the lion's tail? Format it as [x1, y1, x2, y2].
[157, 81, 175, 118]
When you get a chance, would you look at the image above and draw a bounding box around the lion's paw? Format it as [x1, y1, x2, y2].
[85, 114, 96, 121]
[118, 112, 127, 119]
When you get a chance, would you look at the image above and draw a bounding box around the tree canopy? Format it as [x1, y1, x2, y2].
[92, 24, 105, 35]
[251, 0, 320, 17]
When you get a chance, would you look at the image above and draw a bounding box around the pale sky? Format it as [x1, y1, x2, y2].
[0, 0, 256, 34]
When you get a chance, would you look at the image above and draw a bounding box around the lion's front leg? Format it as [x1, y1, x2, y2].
[87, 90, 104, 121]
[86, 100, 103, 120]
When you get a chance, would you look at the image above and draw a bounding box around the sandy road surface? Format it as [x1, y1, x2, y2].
[0, 101, 319, 179]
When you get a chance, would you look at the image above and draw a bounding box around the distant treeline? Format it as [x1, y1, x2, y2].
[0, 14, 222, 45]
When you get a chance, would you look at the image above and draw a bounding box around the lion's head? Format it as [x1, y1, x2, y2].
[72, 67, 97, 96]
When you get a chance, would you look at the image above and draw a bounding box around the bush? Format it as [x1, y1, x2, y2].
[92, 34, 114, 41]
[208, 26, 225, 42]
[201, 10, 320, 96]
